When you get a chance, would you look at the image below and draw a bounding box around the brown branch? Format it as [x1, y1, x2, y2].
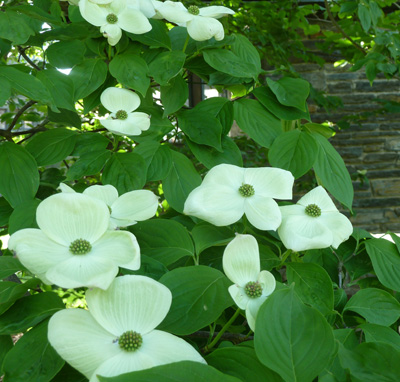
[324, 0, 367, 56]
[17, 46, 42, 71]
[7, 100, 37, 131]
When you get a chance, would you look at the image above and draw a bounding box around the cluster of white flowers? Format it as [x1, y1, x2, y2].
[77, 0, 234, 45]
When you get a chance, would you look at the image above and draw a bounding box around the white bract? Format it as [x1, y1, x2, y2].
[183, 164, 294, 230]
[59, 183, 158, 229]
[222, 234, 276, 331]
[100, 87, 150, 136]
[156, 1, 235, 41]
[8, 193, 140, 290]
[48, 275, 206, 382]
[79, 0, 152, 46]
[278, 186, 353, 251]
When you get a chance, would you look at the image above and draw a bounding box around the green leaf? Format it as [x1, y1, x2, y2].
[148, 51, 186, 86]
[252, 86, 311, 121]
[98, 361, 240, 382]
[162, 150, 202, 213]
[192, 222, 234, 256]
[365, 238, 400, 292]
[0, 257, 26, 280]
[0, 77, 11, 107]
[254, 288, 336, 382]
[312, 132, 354, 210]
[186, 136, 243, 169]
[206, 346, 283, 382]
[0, 142, 39, 208]
[0, 197, 13, 226]
[0, 10, 35, 44]
[47, 108, 81, 129]
[8, 199, 40, 235]
[2, 319, 64, 382]
[203, 49, 257, 78]
[339, 342, 400, 382]
[178, 108, 223, 151]
[66, 149, 111, 180]
[358, 3, 371, 32]
[25, 128, 78, 166]
[12, 4, 63, 25]
[102, 152, 147, 194]
[266, 77, 310, 112]
[231, 34, 261, 77]
[46, 40, 86, 69]
[158, 266, 233, 335]
[160, 74, 188, 117]
[71, 133, 110, 156]
[234, 99, 282, 148]
[0, 292, 64, 335]
[268, 130, 317, 178]
[36, 69, 76, 111]
[0, 66, 55, 107]
[69, 58, 108, 100]
[129, 219, 194, 266]
[127, 19, 171, 49]
[286, 262, 334, 316]
[121, 255, 168, 281]
[109, 53, 150, 96]
[0, 335, 13, 372]
[344, 288, 400, 326]
[365, 61, 376, 85]
[360, 323, 400, 350]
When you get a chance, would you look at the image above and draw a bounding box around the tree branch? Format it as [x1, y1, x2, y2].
[324, 0, 367, 56]
[7, 100, 37, 131]
[17, 46, 42, 71]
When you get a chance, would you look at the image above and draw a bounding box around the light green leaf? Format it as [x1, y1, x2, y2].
[0, 142, 39, 208]
[360, 323, 400, 351]
[159, 266, 233, 335]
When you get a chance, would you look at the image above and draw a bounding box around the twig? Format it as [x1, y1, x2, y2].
[17, 46, 42, 71]
[6, 100, 37, 131]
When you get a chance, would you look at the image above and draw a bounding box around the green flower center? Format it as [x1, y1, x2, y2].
[244, 281, 263, 298]
[188, 5, 200, 15]
[118, 331, 143, 352]
[305, 204, 322, 217]
[69, 239, 92, 255]
[106, 13, 118, 24]
[115, 110, 128, 120]
[238, 184, 255, 197]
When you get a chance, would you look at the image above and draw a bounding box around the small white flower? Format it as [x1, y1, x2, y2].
[183, 164, 294, 230]
[278, 186, 353, 251]
[127, 0, 157, 18]
[157, 1, 235, 41]
[8, 193, 140, 290]
[59, 183, 158, 229]
[222, 234, 276, 331]
[48, 275, 206, 382]
[100, 87, 150, 136]
[79, 0, 152, 46]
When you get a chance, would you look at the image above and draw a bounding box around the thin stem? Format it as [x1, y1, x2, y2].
[7, 100, 37, 131]
[17, 46, 42, 71]
[204, 308, 241, 352]
[279, 249, 292, 265]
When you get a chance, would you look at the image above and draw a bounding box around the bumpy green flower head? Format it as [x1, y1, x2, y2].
[69, 239, 92, 255]
[115, 110, 128, 120]
[238, 184, 255, 197]
[305, 204, 322, 218]
[106, 13, 118, 24]
[244, 281, 263, 298]
[188, 5, 200, 15]
[118, 330, 143, 352]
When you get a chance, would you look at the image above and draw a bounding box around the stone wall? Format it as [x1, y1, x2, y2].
[297, 63, 400, 232]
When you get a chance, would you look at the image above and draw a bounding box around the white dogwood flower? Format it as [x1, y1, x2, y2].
[100, 87, 150, 136]
[183, 164, 294, 230]
[222, 234, 276, 331]
[8, 193, 140, 290]
[59, 183, 158, 229]
[79, 0, 152, 46]
[157, 1, 235, 41]
[48, 275, 206, 382]
[278, 186, 353, 251]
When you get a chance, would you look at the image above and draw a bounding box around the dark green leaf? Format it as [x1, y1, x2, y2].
[2, 319, 64, 382]
[26, 128, 78, 166]
[0, 257, 26, 280]
[121, 255, 168, 281]
[0, 11, 35, 44]
[109, 53, 149, 96]
[234, 99, 282, 148]
[0, 335, 13, 371]
[0, 77, 11, 106]
[192, 222, 234, 255]
[0, 197, 13, 226]
[254, 288, 336, 382]
[159, 266, 233, 335]
[102, 152, 147, 194]
[0, 142, 39, 208]
[71, 133, 110, 156]
[160, 74, 188, 117]
[162, 150, 202, 213]
[47, 108, 81, 129]
[8, 199, 40, 234]
[46, 40, 86, 69]
[268, 130, 317, 178]
[66, 149, 111, 180]
[358, 3, 371, 32]
[148, 51, 186, 86]
[127, 19, 171, 49]
[129, 219, 194, 266]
